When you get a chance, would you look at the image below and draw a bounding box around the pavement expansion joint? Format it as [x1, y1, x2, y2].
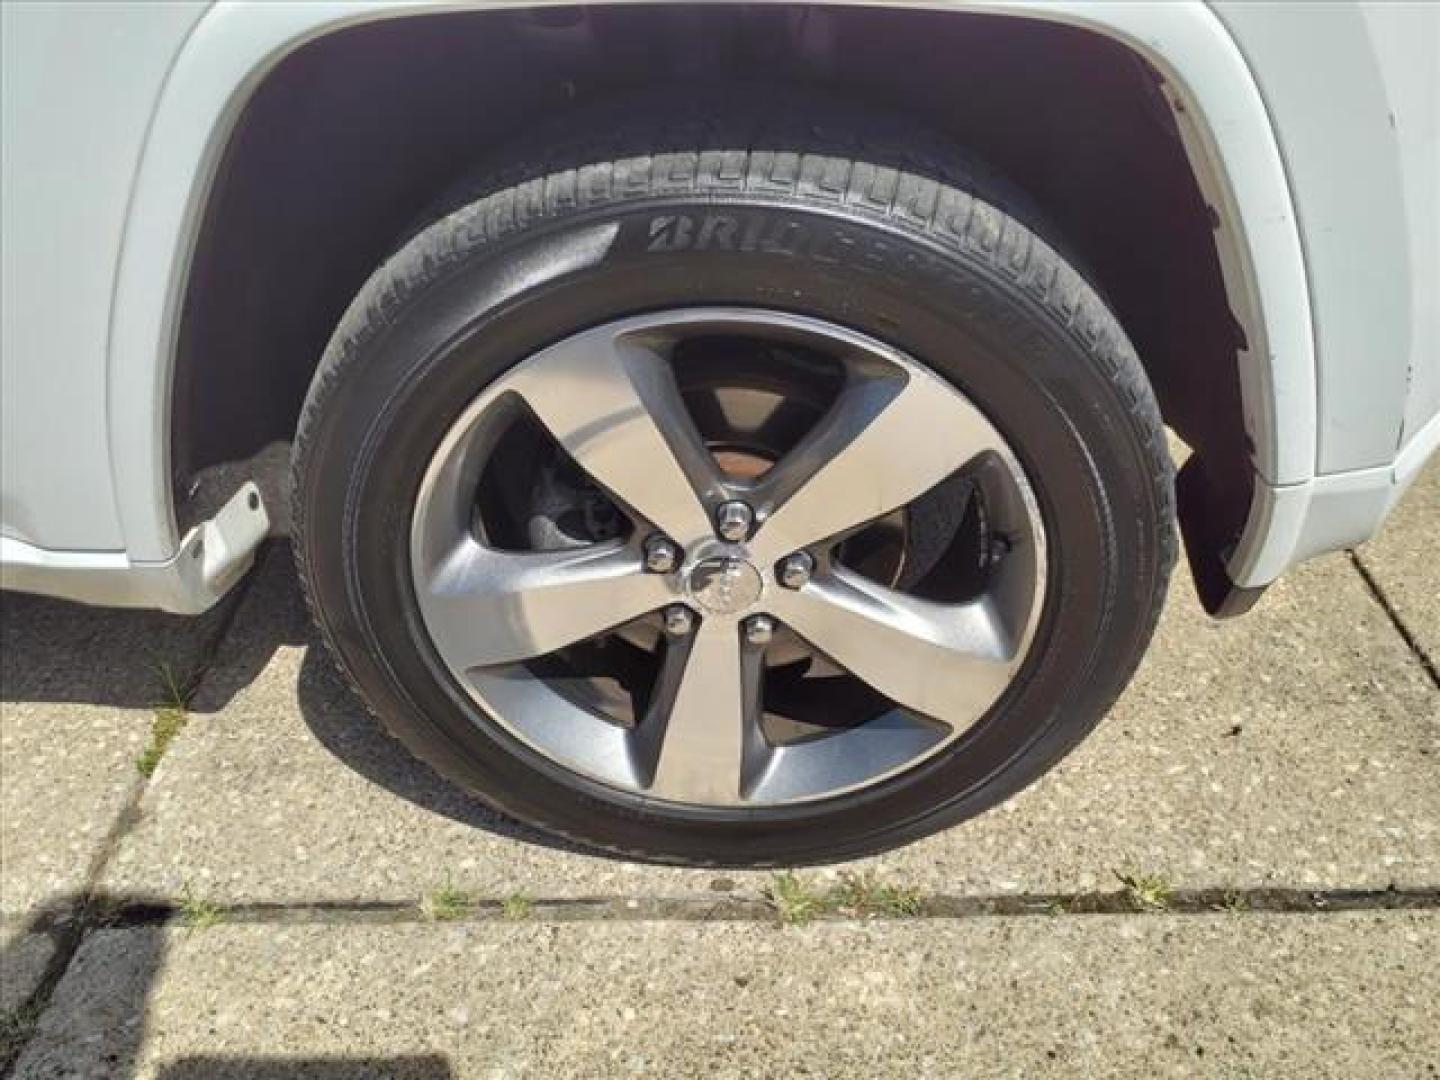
[54, 885, 1440, 931]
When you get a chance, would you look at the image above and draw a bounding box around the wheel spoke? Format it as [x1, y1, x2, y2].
[767, 566, 1018, 723]
[750, 363, 1002, 563]
[509, 329, 720, 544]
[418, 538, 671, 668]
[641, 619, 765, 804]
[744, 712, 948, 804]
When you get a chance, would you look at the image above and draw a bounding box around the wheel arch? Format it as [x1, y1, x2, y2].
[114, 1, 1315, 607]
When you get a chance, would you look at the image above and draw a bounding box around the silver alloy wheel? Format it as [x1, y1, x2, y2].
[410, 309, 1047, 807]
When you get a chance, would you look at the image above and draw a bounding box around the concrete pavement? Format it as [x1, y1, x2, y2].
[13, 915, 1439, 1078]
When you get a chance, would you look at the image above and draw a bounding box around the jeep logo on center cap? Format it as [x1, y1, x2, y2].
[686, 557, 764, 616]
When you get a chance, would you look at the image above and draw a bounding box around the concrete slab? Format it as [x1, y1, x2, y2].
[0, 703, 143, 918]
[13, 912, 1438, 1078]
[880, 538, 1440, 894]
[102, 544, 1438, 907]
[1358, 459, 1440, 668]
[0, 593, 222, 919]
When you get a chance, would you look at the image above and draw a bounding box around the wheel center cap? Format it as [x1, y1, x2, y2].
[686, 557, 763, 615]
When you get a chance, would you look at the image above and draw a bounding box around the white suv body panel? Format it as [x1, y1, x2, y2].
[2, 0, 1436, 611]
[0, 1, 207, 553]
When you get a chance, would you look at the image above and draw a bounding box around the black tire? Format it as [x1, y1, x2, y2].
[292, 94, 1176, 866]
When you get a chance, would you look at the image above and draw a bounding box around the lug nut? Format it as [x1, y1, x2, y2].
[715, 500, 754, 542]
[744, 615, 775, 647]
[778, 551, 814, 590]
[663, 605, 695, 638]
[644, 535, 681, 574]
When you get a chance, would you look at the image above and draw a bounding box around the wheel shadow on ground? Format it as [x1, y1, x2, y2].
[233, 546, 605, 859]
[294, 639, 598, 857]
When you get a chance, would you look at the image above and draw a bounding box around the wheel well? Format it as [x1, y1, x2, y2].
[173, 3, 1249, 565]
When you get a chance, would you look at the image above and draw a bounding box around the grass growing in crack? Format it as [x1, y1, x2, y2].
[136, 661, 193, 778]
[1218, 889, 1249, 913]
[765, 873, 829, 925]
[421, 882, 470, 922]
[156, 659, 191, 711]
[831, 872, 923, 917]
[501, 892, 534, 921]
[765, 872, 924, 924]
[1115, 870, 1174, 912]
[179, 883, 224, 930]
[136, 707, 187, 778]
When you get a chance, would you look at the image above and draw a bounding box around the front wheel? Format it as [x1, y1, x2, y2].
[292, 101, 1176, 865]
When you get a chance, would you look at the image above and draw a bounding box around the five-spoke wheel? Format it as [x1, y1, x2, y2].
[411, 310, 1045, 806]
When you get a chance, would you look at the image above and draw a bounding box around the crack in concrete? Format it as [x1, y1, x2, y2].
[72, 885, 1440, 930]
[1349, 550, 1440, 688]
